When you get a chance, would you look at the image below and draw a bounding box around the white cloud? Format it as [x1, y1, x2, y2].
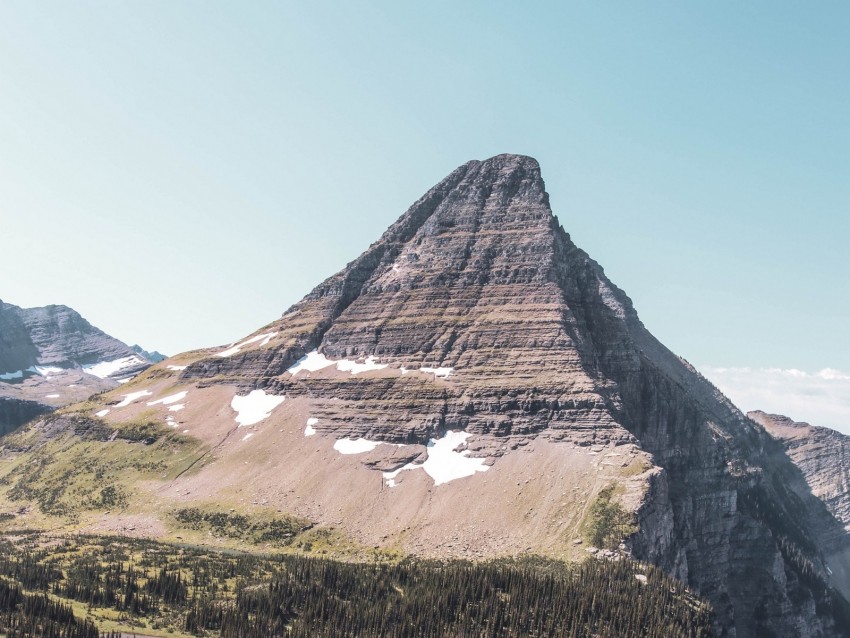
[700, 366, 850, 436]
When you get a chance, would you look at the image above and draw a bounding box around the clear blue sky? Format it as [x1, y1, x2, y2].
[2, 2, 848, 377]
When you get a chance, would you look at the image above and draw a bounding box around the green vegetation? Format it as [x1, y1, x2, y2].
[174, 508, 312, 547]
[584, 484, 638, 549]
[0, 533, 714, 638]
[0, 414, 198, 520]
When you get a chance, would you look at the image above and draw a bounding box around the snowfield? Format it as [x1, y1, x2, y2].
[147, 391, 188, 406]
[216, 332, 277, 358]
[114, 390, 152, 408]
[231, 389, 285, 426]
[286, 351, 335, 375]
[288, 350, 390, 376]
[383, 431, 488, 487]
[335, 356, 388, 375]
[83, 356, 145, 379]
[333, 438, 382, 454]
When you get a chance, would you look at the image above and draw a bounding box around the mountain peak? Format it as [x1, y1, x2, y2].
[6, 157, 850, 635]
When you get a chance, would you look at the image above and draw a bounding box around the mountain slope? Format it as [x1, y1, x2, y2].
[1, 155, 848, 637]
[0, 300, 160, 433]
[749, 411, 849, 532]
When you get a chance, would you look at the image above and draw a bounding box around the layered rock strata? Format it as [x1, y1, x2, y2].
[0, 300, 158, 431]
[179, 155, 849, 636]
[749, 411, 849, 532]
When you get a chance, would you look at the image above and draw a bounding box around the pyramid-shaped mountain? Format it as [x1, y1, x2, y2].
[2, 155, 848, 637]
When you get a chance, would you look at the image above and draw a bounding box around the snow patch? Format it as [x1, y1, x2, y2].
[231, 389, 285, 426]
[333, 438, 382, 454]
[83, 356, 145, 379]
[95, 409, 110, 417]
[287, 350, 335, 375]
[116, 378, 133, 384]
[166, 364, 188, 371]
[242, 433, 254, 441]
[419, 366, 453, 379]
[169, 404, 185, 412]
[216, 332, 277, 358]
[304, 417, 318, 437]
[288, 350, 388, 376]
[45, 394, 60, 398]
[115, 390, 152, 408]
[336, 356, 388, 375]
[147, 391, 188, 406]
[382, 431, 488, 487]
[32, 365, 63, 377]
[1, 365, 65, 381]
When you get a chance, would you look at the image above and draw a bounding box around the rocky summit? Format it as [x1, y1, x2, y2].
[1, 155, 848, 637]
[0, 300, 160, 433]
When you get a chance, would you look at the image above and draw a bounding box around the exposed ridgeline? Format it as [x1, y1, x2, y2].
[0, 300, 140, 372]
[749, 411, 849, 532]
[176, 155, 850, 636]
[0, 300, 158, 434]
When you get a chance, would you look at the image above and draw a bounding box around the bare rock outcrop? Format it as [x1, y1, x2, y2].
[176, 154, 850, 636]
[0, 299, 160, 432]
[750, 410, 850, 533]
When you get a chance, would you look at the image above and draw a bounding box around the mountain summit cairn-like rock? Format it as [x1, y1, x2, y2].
[4, 155, 850, 637]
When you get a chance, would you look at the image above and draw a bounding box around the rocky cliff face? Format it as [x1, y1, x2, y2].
[180, 155, 848, 636]
[0, 397, 52, 437]
[0, 301, 141, 371]
[750, 411, 850, 533]
[0, 300, 159, 432]
[749, 410, 850, 603]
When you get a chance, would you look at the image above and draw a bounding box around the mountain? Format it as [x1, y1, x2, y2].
[131, 344, 167, 363]
[0, 300, 160, 433]
[749, 410, 850, 531]
[1, 155, 848, 637]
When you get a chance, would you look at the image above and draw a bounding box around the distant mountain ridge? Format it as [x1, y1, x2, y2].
[0, 300, 152, 375]
[0, 298, 162, 433]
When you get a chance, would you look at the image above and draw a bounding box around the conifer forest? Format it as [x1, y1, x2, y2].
[0, 532, 715, 637]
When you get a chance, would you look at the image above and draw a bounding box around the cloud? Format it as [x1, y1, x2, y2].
[699, 366, 850, 436]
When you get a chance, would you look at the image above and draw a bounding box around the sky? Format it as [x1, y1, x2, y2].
[1, 3, 848, 431]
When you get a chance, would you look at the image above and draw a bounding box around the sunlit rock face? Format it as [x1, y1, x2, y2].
[0, 300, 160, 432]
[9, 155, 846, 636]
[176, 154, 850, 635]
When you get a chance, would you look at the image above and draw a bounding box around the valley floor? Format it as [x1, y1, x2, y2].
[0, 531, 713, 638]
